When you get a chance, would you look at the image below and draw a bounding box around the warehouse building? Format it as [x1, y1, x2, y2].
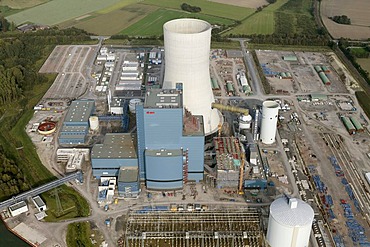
[59, 99, 94, 145]
[136, 86, 205, 190]
[91, 133, 138, 177]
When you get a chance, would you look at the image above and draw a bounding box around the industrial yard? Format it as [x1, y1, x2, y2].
[1, 19, 370, 247]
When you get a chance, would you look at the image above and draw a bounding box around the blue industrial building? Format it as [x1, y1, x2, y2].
[117, 166, 140, 198]
[136, 87, 205, 190]
[91, 133, 138, 177]
[59, 99, 94, 145]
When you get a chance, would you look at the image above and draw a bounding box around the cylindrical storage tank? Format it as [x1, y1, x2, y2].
[89, 116, 99, 131]
[267, 197, 314, 247]
[239, 114, 252, 129]
[260, 101, 279, 144]
[129, 98, 142, 113]
[163, 18, 220, 135]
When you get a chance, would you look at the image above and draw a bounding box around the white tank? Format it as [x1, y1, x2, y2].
[129, 98, 142, 113]
[260, 101, 279, 144]
[239, 114, 252, 129]
[89, 116, 99, 131]
[267, 197, 314, 247]
[163, 18, 220, 135]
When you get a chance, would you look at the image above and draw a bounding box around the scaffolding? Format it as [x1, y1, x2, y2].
[214, 137, 246, 188]
[122, 208, 264, 247]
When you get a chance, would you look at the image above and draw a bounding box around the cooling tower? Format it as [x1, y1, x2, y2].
[260, 100, 279, 144]
[267, 197, 314, 247]
[163, 18, 220, 135]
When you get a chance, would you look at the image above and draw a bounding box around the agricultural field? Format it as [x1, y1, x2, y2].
[66, 4, 158, 35]
[0, 0, 48, 9]
[120, 8, 235, 36]
[225, 0, 288, 35]
[321, 0, 370, 39]
[208, 0, 268, 9]
[357, 58, 370, 74]
[5, 0, 126, 25]
[141, 0, 253, 20]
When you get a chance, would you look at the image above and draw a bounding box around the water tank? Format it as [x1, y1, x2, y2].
[89, 116, 99, 131]
[267, 197, 314, 247]
[129, 98, 142, 113]
[239, 114, 252, 129]
[162, 18, 220, 135]
[260, 101, 279, 144]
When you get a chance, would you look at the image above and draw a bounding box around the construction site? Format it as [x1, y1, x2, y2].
[119, 208, 264, 247]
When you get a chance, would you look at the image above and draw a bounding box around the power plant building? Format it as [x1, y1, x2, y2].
[91, 133, 138, 177]
[117, 166, 140, 198]
[260, 101, 279, 145]
[136, 87, 205, 190]
[59, 99, 94, 145]
[162, 18, 220, 135]
[267, 197, 314, 247]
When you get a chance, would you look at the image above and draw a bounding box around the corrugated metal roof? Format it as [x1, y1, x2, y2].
[270, 197, 314, 227]
[64, 100, 94, 123]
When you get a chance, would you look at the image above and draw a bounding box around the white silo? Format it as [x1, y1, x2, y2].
[260, 100, 279, 144]
[129, 98, 142, 114]
[267, 197, 314, 247]
[239, 114, 252, 130]
[163, 18, 220, 135]
[89, 116, 99, 131]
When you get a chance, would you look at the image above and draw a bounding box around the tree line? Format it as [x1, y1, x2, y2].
[180, 3, 201, 13]
[330, 15, 351, 25]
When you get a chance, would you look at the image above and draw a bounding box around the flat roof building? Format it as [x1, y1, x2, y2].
[9, 201, 28, 217]
[91, 133, 138, 177]
[32, 196, 47, 212]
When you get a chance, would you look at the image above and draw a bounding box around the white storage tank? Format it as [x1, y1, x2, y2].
[89, 116, 99, 131]
[260, 100, 279, 144]
[239, 114, 252, 129]
[267, 197, 314, 247]
[129, 99, 142, 113]
[162, 18, 221, 135]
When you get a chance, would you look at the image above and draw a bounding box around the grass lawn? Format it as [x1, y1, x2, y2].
[120, 8, 235, 36]
[66, 222, 92, 247]
[6, 0, 126, 25]
[142, 0, 253, 20]
[73, 4, 158, 35]
[0, 0, 48, 9]
[96, 0, 138, 14]
[225, 0, 289, 35]
[42, 186, 90, 222]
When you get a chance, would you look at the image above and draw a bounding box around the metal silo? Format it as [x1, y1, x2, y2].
[260, 100, 279, 144]
[267, 197, 314, 247]
[163, 18, 220, 135]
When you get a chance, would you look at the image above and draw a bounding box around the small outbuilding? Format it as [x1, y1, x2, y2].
[32, 196, 47, 212]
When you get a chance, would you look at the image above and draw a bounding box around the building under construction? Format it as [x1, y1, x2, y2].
[214, 137, 247, 189]
[121, 208, 264, 247]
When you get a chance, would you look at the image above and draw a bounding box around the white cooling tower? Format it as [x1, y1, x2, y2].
[267, 197, 314, 247]
[163, 18, 220, 135]
[260, 100, 279, 144]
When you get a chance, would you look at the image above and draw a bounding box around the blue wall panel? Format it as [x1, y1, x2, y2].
[136, 104, 146, 180]
[145, 152, 183, 190]
[91, 158, 137, 169]
[93, 169, 119, 177]
[181, 136, 204, 182]
[144, 108, 183, 148]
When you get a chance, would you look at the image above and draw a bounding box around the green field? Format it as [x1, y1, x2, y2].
[0, 0, 48, 9]
[358, 58, 370, 73]
[225, 0, 288, 35]
[72, 4, 158, 35]
[142, 0, 253, 20]
[42, 186, 90, 222]
[120, 8, 235, 36]
[6, 0, 126, 25]
[66, 222, 93, 247]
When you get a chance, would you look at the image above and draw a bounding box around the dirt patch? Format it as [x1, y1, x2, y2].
[209, 0, 268, 9]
